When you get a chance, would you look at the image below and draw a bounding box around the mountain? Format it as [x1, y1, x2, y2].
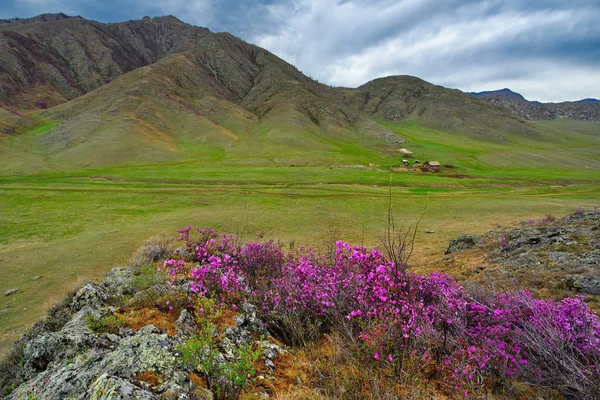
[0, 14, 552, 170]
[348, 76, 537, 141]
[0, 13, 209, 110]
[469, 88, 600, 121]
[468, 88, 526, 101]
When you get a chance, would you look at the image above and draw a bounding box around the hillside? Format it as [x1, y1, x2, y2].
[469, 88, 526, 100]
[0, 14, 575, 173]
[0, 13, 209, 111]
[347, 76, 540, 142]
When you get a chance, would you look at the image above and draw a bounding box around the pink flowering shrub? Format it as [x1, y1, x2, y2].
[160, 227, 600, 397]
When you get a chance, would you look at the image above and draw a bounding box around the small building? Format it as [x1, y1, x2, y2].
[424, 161, 441, 171]
[414, 160, 420, 164]
[401, 159, 409, 165]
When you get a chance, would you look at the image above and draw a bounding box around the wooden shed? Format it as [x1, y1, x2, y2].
[424, 161, 441, 171]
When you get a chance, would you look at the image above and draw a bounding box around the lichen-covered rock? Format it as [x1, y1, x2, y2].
[234, 303, 270, 337]
[175, 309, 197, 338]
[102, 267, 136, 296]
[71, 283, 108, 311]
[88, 373, 158, 400]
[21, 306, 111, 376]
[98, 325, 180, 378]
[563, 275, 600, 295]
[221, 326, 251, 359]
[445, 234, 479, 254]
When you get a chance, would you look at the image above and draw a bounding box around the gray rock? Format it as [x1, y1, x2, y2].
[71, 284, 108, 311]
[88, 373, 158, 399]
[564, 275, 600, 295]
[32, 275, 41, 281]
[5, 288, 19, 296]
[102, 267, 136, 296]
[176, 309, 197, 338]
[446, 235, 479, 254]
[221, 326, 251, 359]
[234, 303, 270, 337]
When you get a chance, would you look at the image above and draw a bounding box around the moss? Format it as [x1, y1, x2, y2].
[84, 314, 125, 335]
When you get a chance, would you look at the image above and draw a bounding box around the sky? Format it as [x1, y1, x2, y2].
[1, 0, 599, 102]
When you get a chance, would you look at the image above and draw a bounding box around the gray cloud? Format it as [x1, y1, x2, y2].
[1, 0, 598, 102]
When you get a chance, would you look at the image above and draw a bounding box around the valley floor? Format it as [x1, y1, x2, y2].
[1, 119, 599, 356]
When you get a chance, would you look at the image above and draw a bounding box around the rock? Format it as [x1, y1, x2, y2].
[175, 309, 197, 338]
[71, 284, 107, 311]
[102, 267, 136, 296]
[563, 275, 600, 295]
[221, 326, 251, 358]
[234, 303, 269, 337]
[5, 288, 19, 296]
[446, 235, 479, 254]
[22, 306, 111, 375]
[88, 373, 158, 399]
[32, 275, 41, 281]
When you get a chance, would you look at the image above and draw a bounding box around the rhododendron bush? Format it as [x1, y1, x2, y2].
[161, 227, 600, 397]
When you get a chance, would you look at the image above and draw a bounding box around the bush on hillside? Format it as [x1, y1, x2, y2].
[159, 226, 600, 398]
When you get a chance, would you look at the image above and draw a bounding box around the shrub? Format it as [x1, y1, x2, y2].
[160, 227, 600, 397]
[129, 235, 176, 269]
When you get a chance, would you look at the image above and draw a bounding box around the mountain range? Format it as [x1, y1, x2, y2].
[0, 13, 596, 170]
[469, 89, 599, 121]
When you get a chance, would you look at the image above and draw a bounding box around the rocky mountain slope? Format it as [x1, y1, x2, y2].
[470, 89, 600, 121]
[0, 13, 209, 110]
[348, 76, 539, 141]
[0, 13, 552, 170]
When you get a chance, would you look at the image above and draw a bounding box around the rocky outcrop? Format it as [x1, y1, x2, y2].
[443, 210, 600, 299]
[446, 234, 479, 254]
[1, 263, 284, 399]
[474, 92, 600, 121]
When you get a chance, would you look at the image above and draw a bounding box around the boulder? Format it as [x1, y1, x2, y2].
[445, 235, 479, 254]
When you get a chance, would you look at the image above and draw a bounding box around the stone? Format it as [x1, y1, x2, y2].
[5, 288, 19, 296]
[71, 284, 108, 311]
[563, 275, 600, 295]
[175, 309, 197, 338]
[32, 275, 41, 281]
[445, 235, 479, 254]
[88, 373, 158, 399]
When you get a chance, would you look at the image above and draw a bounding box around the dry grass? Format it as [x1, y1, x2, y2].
[116, 307, 178, 336]
[135, 371, 162, 387]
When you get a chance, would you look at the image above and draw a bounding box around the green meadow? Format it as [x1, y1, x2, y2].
[1, 119, 599, 355]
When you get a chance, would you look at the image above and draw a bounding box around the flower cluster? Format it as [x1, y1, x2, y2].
[160, 227, 600, 395]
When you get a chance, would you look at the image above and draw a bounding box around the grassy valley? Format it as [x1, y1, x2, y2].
[1, 116, 599, 357]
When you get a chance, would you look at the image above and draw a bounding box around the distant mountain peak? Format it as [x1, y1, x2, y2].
[468, 88, 526, 101]
[576, 98, 598, 103]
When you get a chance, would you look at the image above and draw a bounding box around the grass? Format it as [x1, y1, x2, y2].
[0, 119, 599, 356]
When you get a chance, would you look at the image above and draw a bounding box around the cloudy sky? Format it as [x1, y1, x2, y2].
[2, 0, 599, 102]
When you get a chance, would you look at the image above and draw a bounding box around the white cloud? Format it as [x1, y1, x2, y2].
[252, 0, 600, 100]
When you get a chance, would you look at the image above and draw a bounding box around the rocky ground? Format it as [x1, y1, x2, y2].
[443, 209, 600, 307]
[0, 267, 286, 399]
